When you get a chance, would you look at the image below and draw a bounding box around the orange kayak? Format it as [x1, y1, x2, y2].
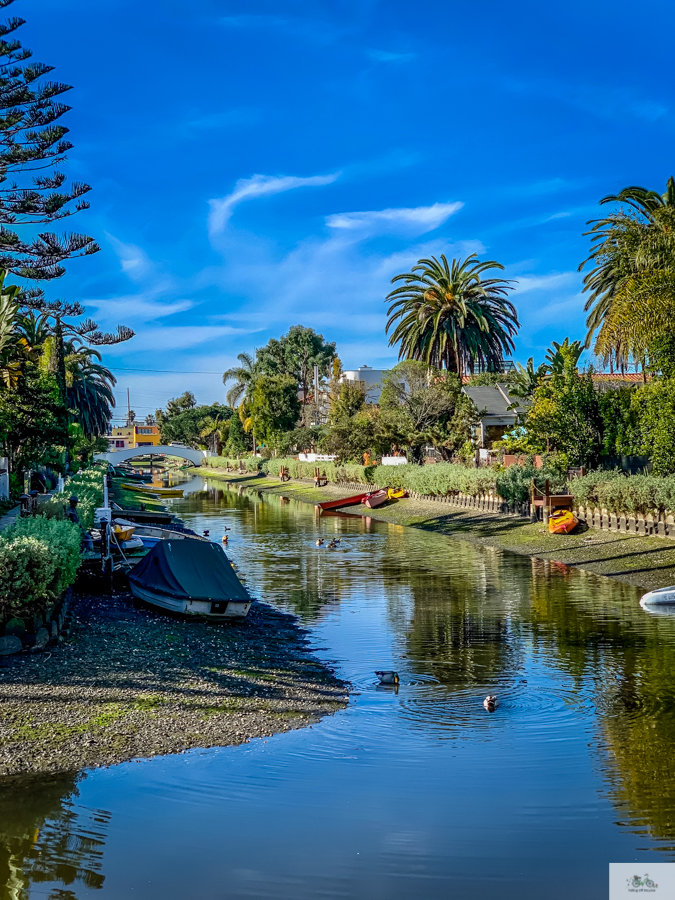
[548, 510, 578, 534]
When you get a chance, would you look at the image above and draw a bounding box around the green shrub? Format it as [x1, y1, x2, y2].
[569, 469, 675, 515]
[52, 463, 107, 529]
[204, 457, 262, 473]
[263, 458, 375, 484]
[0, 517, 81, 618]
[495, 463, 567, 504]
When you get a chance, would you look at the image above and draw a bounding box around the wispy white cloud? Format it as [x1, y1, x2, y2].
[104, 325, 247, 354]
[208, 172, 340, 236]
[87, 295, 195, 323]
[367, 49, 416, 63]
[106, 234, 155, 283]
[513, 271, 579, 294]
[326, 202, 462, 236]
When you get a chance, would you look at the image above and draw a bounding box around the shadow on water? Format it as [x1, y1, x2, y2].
[3, 477, 675, 897]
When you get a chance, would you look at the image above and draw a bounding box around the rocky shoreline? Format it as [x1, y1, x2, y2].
[0, 587, 347, 776]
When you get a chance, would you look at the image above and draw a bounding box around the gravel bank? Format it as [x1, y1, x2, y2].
[0, 589, 347, 776]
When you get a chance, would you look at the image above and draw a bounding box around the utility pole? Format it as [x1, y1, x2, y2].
[313, 364, 320, 426]
[127, 388, 131, 426]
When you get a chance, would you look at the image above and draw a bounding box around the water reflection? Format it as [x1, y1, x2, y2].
[0, 773, 109, 899]
[3, 478, 675, 897]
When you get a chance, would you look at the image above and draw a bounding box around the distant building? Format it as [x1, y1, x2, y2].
[462, 383, 522, 449]
[107, 424, 161, 451]
[340, 366, 389, 403]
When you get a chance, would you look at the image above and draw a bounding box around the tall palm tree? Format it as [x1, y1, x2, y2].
[580, 176, 675, 366]
[64, 344, 116, 437]
[385, 254, 519, 378]
[222, 352, 255, 407]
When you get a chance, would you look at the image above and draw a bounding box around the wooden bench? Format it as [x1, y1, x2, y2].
[313, 467, 328, 487]
[280, 466, 291, 483]
[530, 479, 575, 523]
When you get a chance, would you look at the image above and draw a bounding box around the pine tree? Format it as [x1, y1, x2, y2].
[0, 0, 99, 286]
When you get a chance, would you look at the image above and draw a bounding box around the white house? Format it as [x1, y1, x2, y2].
[340, 366, 389, 403]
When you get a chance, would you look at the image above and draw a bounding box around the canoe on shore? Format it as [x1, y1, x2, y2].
[316, 492, 370, 511]
[364, 489, 389, 509]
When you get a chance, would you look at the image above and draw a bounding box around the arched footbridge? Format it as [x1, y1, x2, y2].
[95, 446, 214, 467]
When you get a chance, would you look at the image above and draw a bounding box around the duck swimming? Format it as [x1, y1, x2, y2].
[222, 534, 228, 543]
[316, 539, 324, 546]
[375, 671, 399, 685]
[327, 539, 337, 548]
[483, 695, 499, 711]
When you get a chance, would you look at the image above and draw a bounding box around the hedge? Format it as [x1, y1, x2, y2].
[569, 470, 675, 516]
[203, 457, 262, 473]
[53, 463, 106, 529]
[0, 516, 81, 619]
[262, 458, 375, 484]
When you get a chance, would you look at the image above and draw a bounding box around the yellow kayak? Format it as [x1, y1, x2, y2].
[548, 509, 578, 534]
[387, 488, 408, 500]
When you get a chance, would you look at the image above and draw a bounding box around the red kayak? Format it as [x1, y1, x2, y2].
[316, 492, 370, 511]
[364, 489, 389, 509]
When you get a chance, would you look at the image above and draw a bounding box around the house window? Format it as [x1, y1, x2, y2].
[115, 441, 125, 448]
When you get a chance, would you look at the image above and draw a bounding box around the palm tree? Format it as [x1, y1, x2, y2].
[545, 338, 584, 374]
[199, 413, 229, 454]
[385, 254, 519, 378]
[64, 344, 116, 437]
[509, 357, 548, 401]
[222, 352, 255, 407]
[580, 176, 675, 367]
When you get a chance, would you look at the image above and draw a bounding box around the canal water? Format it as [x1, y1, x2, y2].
[3, 475, 675, 899]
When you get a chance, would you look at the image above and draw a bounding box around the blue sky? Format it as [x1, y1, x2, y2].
[25, 0, 675, 421]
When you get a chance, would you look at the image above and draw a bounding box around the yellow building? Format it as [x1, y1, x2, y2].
[108, 424, 161, 450]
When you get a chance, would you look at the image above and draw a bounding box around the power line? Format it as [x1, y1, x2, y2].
[109, 366, 224, 374]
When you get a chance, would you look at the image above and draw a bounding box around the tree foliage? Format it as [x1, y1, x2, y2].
[249, 374, 300, 443]
[255, 325, 336, 399]
[385, 254, 519, 377]
[580, 177, 675, 368]
[158, 402, 232, 450]
[524, 356, 603, 467]
[0, 1, 99, 284]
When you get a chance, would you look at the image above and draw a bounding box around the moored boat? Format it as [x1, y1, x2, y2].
[548, 510, 578, 534]
[316, 492, 370, 511]
[387, 488, 407, 500]
[113, 517, 208, 549]
[364, 489, 389, 509]
[129, 540, 253, 618]
[120, 483, 184, 498]
[640, 585, 675, 608]
[111, 504, 175, 525]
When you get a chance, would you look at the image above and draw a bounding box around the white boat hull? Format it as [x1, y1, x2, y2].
[130, 582, 252, 618]
[640, 585, 675, 608]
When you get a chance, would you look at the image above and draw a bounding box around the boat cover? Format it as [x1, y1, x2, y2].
[129, 540, 250, 602]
